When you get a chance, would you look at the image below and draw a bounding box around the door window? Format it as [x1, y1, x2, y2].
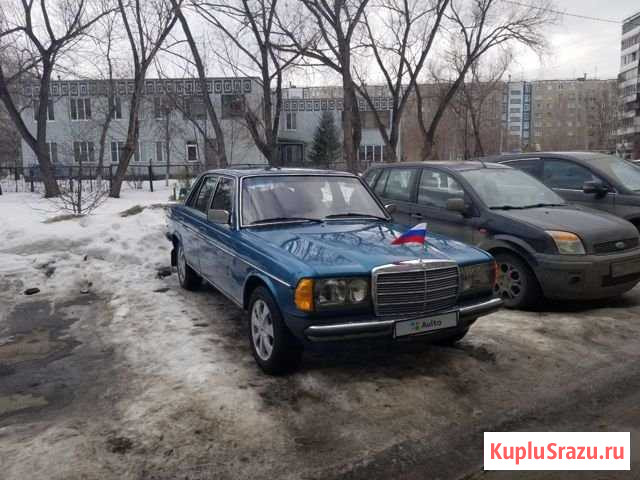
[504, 159, 542, 178]
[193, 176, 218, 213]
[211, 177, 235, 214]
[543, 159, 597, 190]
[363, 169, 381, 188]
[417, 169, 465, 208]
[374, 168, 390, 196]
[383, 168, 418, 202]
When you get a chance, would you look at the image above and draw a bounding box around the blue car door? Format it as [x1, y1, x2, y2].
[183, 175, 219, 273]
[199, 176, 241, 301]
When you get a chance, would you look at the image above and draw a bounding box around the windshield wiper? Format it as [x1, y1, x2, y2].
[490, 203, 566, 210]
[249, 217, 323, 225]
[489, 205, 525, 210]
[324, 213, 387, 220]
[519, 203, 567, 209]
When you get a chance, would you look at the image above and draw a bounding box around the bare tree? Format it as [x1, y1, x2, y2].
[409, 0, 554, 159]
[278, 0, 370, 173]
[450, 52, 511, 158]
[0, 0, 113, 197]
[110, 0, 179, 198]
[192, 0, 299, 166]
[355, 0, 449, 162]
[169, 0, 227, 168]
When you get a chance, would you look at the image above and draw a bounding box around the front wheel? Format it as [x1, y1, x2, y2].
[493, 252, 540, 309]
[176, 242, 201, 291]
[248, 286, 302, 375]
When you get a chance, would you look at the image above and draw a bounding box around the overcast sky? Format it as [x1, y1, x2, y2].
[511, 0, 639, 81]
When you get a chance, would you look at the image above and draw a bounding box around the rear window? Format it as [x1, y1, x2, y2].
[382, 168, 418, 202]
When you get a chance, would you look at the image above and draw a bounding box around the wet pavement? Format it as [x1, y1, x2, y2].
[1, 272, 639, 479]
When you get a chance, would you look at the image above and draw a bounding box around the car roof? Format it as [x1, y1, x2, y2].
[367, 161, 511, 172]
[201, 166, 354, 178]
[487, 151, 617, 164]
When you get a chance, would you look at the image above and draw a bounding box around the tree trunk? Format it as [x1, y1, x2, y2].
[35, 63, 60, 197]
[110, 75, 143, 198]
[341, 72, 359, 173]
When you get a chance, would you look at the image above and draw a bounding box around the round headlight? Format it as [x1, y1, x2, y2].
[347, 278, 368, 303]
[317, 279, 346, 306]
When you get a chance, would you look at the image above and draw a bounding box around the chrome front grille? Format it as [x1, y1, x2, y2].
[373, 262, 459, 317]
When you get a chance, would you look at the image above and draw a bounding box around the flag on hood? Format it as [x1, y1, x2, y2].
[391, 223, 427, 245]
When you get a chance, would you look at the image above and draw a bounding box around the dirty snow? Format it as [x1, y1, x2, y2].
[1, 188, 640, 479]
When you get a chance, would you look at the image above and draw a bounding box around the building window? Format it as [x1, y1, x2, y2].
[73, 141, 95, 163]
[285, 112, 297, 130]
[186, 141, 198, 162]
[183, 97, 206, 120]
[110, 141, 125, 164]
[34, 99, 55, 121]
[361, 110, 391, 129]
[154, 97, 165, 119]
[510, 108, 521, 114]
[156, 142, 164, 164]
[111, 97, 122, 119]
[221, 94, 245, 118]
[46, 142, 58, 163]
[70, 98, 92, 120]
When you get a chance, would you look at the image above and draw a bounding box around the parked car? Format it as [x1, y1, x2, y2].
[491, 152, 640, 231]
[166, 167, 502, 374]
[363, 162, 640, 309]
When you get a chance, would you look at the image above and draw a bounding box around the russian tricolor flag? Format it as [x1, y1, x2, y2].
[392, 223, 428, 245]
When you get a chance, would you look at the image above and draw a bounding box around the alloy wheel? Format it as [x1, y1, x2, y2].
[494, 261, 524, 302]
[177, 245, 186, 284]
[251, 299, 274, 361]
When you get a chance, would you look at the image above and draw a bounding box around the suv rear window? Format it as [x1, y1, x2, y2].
[382, 168, 418, 202]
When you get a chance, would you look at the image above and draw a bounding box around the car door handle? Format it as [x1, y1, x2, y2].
[411, 213, 424, 219]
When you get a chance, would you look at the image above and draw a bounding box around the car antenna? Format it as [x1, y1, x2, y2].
[477, 156, 488, 169]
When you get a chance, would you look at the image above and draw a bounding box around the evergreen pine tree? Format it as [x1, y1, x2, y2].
[309, 110, 341, 168]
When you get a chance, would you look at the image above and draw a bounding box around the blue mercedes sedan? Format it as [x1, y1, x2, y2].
[166, 167, 502, 374]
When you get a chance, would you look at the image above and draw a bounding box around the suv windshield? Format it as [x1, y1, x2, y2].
[242, 175, 388, 225]
[461, 168, 566, 209]
[589, 155, 640, 192]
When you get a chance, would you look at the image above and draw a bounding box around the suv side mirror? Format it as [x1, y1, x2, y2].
[384, 204, 397, 214]
[446, 198, 467, 215]
[582, 180, 609, 197]
[207, 209, 231, 224]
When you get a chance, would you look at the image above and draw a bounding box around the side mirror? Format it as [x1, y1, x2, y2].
[582, 180, 608, 197]
[207, 208, 231, 224]
[385, 204, 397, 214]
[446, 197, 467, 214]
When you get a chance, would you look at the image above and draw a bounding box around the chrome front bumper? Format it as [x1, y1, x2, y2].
[304, 297, 503, 342]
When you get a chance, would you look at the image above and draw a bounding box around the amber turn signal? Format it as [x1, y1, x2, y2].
[295, 278, 314, 312]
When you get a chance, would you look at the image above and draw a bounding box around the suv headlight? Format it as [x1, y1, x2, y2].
[546, 230, 586, 255]
[461, 262, 496, 294]
[294, 278, 370, 311]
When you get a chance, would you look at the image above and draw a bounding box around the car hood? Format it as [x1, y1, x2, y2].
[244, 220, 491, 277]
[495, 206, 638, 248]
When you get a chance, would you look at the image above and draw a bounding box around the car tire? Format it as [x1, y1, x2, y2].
[176, 241, 201, 291]
[248, 286, 302, 375]
[493, 252, 540, 309]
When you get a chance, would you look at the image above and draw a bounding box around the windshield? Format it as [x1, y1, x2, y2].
[461, 168, 566, 209]
[590, 156, 640, 192]
[241, 175, 388, 225]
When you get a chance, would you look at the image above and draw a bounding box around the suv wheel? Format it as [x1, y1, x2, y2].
[248, 286, 302, 375]
[493, 253, 540, 309]
[176, 242, 201, 290]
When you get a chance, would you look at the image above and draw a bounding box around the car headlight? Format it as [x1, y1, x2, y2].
[546, 230, 586, 255]
[294, 278, 370, 311]
[461, 262, 496, 294]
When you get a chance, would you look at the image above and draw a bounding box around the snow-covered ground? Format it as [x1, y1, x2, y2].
[1, 189, 640, 479]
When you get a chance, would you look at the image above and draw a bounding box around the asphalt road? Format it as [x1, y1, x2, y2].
[1, 264, 639, 480]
